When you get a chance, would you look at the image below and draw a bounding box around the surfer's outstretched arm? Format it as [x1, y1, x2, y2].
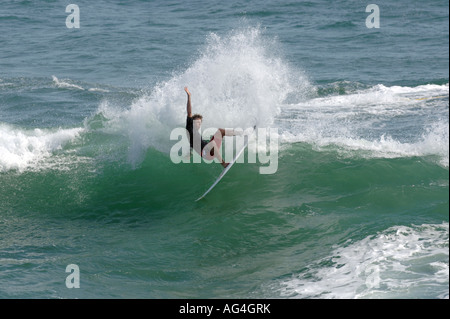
[185, 87, 192, 118]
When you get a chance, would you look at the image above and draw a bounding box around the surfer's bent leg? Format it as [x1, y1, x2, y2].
[203, 140, 228, 168]
[211, 128, 237, 138]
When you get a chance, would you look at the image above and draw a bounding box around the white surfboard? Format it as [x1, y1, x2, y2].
[196, 126, 255, 201]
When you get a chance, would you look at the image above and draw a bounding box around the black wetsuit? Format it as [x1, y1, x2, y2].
[186, 116, 209, 155]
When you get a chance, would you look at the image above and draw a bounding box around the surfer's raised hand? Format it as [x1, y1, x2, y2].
[185, 87, 192, 117]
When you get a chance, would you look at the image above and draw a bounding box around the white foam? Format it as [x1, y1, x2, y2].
[280, 83, 449, 167]
[0, 124, 84, 172]
[88, 87, 109, 93]
[52, 75, 84, 90]
[0, 78, 13, 87]
[270, 223, 449, 299]
[94, 27, 311, 167]
[89, 27, 448, 169]
[302, 83, 448, 110]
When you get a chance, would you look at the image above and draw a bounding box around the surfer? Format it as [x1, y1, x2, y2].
[185, 86, 237, 168]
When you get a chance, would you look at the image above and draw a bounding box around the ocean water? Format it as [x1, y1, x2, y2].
[0, 0, 448, 299]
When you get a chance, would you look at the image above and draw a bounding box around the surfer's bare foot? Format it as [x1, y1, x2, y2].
[184, 87, 190, 96]
[222, 162, 229, 168]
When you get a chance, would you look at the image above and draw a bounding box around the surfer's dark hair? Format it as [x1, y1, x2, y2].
[192, 114, 203, 120]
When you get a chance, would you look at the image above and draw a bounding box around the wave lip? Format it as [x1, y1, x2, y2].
[0, 124, 84, 172]
[52, 75, 84, 90]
